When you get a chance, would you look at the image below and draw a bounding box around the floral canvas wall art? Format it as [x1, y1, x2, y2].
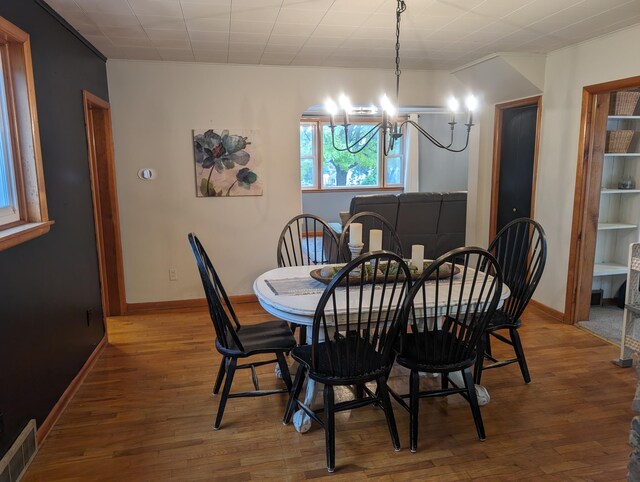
[193, 129, 263, 197]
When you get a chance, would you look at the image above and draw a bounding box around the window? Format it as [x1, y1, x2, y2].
[300, 118, 404, 191]
[0, 16, 51, 251]
[0, 56, 20, 226]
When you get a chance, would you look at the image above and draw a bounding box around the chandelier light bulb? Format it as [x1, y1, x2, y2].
[465, 95, 478, 111]
[325, 97, 338, 116]
[338, 94, 353, 114]
[380, 94, 397, 116]
[447, 96, 460, 112]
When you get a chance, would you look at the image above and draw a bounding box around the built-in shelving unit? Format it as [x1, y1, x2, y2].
[593, 104, 640, 299]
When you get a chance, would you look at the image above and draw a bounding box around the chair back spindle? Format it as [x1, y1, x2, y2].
[277, 214, 340, 267]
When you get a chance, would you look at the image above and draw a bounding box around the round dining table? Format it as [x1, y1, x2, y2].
[253, 263, 510, 433]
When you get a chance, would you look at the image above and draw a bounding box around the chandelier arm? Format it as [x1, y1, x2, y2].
[330, 123, 383, 154]
[403, 119, 472, 153]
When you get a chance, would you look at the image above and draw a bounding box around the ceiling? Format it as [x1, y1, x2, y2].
[46, 0, 640, 70]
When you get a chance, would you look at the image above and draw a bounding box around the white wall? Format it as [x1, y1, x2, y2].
[468, 25, 640, 313]
[107, 60, 464, 301]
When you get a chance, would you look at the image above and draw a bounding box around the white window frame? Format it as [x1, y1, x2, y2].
[300, 117, 405, 192]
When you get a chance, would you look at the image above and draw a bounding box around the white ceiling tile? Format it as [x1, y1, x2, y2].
[85, 12, 140, 27]
[190, 40, 229, 51]
[75, 0, 133, 15]
[181, 1, 231, 19]
[263, 43, 300, 54]
[230, 21, 274, 34]
[232, 6, 281, 23]
[145, 28, 189, 41]
[138, 16, 186, 29]
[228, 42, 265, 54]
[260, 53, 296, 64]
[304, 36, 348, 47]
[331, 0, 386, 13]
[73, 23, 103, 36]
[320, 11, 367, 27]
[229, 32, 270, 43]
[313, 24, 359, 37]
[114, 46, 162, 60]
[276, 8, 327, 24]
[109, 36, 155, 48]
[271, 23, 317, 36]
[151, 37, 191, 49]
[186, 17, 230, 31]
[46, 0, 83, 12]
[268, 34, 308, 46]
[193, 50, 229, 63]
[128, 0, 182, 17]
[189, 31, 229, 43]
[158, 48, 196, 61]
[281, 0, 334, 10]
[100, 25, 148, 39]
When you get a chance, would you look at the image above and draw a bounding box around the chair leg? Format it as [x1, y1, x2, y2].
[283, 364, 306, 424]
[213, 356, 226, 394]
[441, 372, 448, 390]
[409, 369, 420, 453]
[474, 333, 486, 384]
[324, 384, 336, 473]
[510, 328, 531, 384]
[377, 377, 400, 451]
[214, 357, 237, 430]
[276, 352, 292, 391]
[462, 367, 485, 441]
[299, 325, 307, 345]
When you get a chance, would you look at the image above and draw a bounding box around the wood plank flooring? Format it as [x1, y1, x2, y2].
[24, 304, 637, 480]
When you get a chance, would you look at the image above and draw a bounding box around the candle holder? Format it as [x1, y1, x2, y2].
[348, 242, 364, 261]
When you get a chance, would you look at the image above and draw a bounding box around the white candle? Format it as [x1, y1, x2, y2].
[349, 223, 362, 245]
[411, 244, 424, 273]
[369, 229, 382, 252]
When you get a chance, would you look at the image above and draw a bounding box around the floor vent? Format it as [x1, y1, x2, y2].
[0, 420, 37, 482]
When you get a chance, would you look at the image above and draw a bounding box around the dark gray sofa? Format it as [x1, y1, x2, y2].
[334, 192, 467, 259]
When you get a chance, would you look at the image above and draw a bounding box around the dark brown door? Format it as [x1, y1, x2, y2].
[490, 96, 541, 241]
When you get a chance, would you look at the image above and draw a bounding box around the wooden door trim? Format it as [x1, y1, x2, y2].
[564, 75, 640, 325]
[489, 95, 542, 243]
[83, 90, 126, 316]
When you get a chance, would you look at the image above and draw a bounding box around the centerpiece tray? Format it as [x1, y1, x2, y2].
[309, 261, 460, 285]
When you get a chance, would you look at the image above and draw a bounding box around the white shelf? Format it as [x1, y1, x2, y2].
[605, 153, 640, 157]
[609, 115, 640, 120]
[598, 222, 638, 230]
[594, 262, 628, 277]
[601, 188, 640, 194]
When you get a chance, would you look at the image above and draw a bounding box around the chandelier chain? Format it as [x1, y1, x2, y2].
[394, 0, 406, 105]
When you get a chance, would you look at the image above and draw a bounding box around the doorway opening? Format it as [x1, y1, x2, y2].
[83, 91, 126, 317]
[566, 76, 640, 345]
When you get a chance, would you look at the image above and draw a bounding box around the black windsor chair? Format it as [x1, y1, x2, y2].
[390, 247, 503, 452]
[338, 211, 404, 262]
[283, 251, 412, 473]
[474, 218, 547, 384]
[277, 214, 340, 343]
[189, 233, 296, 430]
[277, 214, 340, 268]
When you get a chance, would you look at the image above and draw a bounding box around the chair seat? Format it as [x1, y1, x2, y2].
[218, 319, 296, 357]
[486, 310, 522, 331]
[291, 336, 389, 384]
[396, 331, 475, 373]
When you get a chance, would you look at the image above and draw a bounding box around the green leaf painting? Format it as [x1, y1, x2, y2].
[193, 129, 263, 197]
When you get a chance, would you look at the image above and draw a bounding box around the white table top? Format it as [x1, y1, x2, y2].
[253, 264, 510, 327]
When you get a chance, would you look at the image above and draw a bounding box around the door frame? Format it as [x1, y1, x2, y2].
[82, 90, 126, 317]
[489, 95, 542, 243]
[565, 75, 640, 325]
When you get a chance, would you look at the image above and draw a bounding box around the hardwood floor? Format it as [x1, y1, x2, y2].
[24, 304, 636, 481]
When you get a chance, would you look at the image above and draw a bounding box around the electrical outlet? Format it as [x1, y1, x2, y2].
[169, 268, 178, 281]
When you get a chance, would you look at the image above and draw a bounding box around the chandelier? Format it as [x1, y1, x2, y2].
[324, 0, 477, 156]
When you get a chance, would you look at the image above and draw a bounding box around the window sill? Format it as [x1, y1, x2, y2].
[302, 186, 404, 194]
[0, 221, 54, 252]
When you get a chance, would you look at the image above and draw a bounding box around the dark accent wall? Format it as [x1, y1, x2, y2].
[0, 0, 107, 456]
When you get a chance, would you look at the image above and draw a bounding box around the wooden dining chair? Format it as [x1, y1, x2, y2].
[277, 214, 340, 267]
[474, 218, 547, 384]
[338, 211, 404, 262]
[283, 251, 412, 473]
[188, 233, 296, 430]
[390, 247, 503, 452]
